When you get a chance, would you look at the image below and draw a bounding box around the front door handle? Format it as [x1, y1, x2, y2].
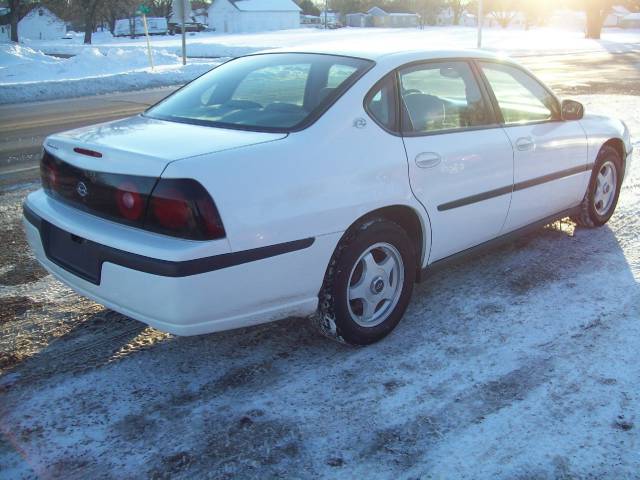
[415, 152, 441, 168]
[515, 137, 535, 151]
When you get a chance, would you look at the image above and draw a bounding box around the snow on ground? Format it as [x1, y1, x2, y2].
[0, 43, 220, 104]
[0, 94, 639, 478]
[26, 27, 640, 58]
[1, 26, 638, 104]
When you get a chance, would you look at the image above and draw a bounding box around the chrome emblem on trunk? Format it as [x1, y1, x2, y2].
[76, 181, 88, 197]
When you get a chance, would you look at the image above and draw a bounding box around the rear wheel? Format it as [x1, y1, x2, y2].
[314, 218, 416, 345]
[573, 145, 622, 227]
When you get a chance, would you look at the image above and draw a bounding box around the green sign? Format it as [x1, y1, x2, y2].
[137, 4, 151, 15]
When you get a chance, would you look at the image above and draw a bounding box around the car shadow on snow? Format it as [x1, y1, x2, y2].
[1, 219, 638, 479]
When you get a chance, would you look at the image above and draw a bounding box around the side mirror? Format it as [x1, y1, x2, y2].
[561, 99, 584, 121]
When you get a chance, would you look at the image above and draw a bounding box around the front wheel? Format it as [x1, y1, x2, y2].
[573, 145, 623, 228]
[315, 218, 416, 345]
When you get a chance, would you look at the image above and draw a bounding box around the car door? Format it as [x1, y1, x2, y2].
[477, 61, 588, 232]
[397, 60, 515, 262]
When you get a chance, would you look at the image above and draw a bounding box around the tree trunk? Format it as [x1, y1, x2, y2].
[9, 0, 19, 43]
[585, 10, 604, 39]
[452, 6, 461, 25]
[83, 0, 99, 44]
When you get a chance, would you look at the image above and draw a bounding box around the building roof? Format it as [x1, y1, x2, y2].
[229, 0, 301, 12]
[611, 5, 630, 14]
[367, 7, 388, 16]
[21, 5, 63, 21]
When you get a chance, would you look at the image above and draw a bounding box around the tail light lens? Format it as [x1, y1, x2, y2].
[41, 151, 59, 190]
[40, 151, 225, 241]
[146, 179, 225, 240]
[114, 182, 144, 221]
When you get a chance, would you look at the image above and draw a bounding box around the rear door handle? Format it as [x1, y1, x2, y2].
[515, 137, 535, 151]
[415, 152, 441, 168]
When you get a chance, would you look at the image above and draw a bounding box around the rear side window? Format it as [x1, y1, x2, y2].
[365, 74, 398, 133]
[398, 61, 492, 134]
[146, 53, 372, 132]
[479, 62, 559, 124]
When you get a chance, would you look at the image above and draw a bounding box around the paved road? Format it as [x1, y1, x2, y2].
[1, 50, 638, 178]
[0, 87, 176, 175]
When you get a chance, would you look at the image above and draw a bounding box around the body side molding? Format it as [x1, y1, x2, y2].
[417, 206, 580, 282]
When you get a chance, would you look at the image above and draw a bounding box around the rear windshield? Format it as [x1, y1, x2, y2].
[146, 53, 373, 132]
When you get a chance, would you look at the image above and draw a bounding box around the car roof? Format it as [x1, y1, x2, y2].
[265, 42, 510, 63]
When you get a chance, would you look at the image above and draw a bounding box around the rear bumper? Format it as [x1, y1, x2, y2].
[23, 197, 341, 336]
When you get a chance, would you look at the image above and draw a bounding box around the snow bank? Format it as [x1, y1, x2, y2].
[0, 44, 220, 104]
[23, 26, 640, 58]
[1, 26, 638, 104]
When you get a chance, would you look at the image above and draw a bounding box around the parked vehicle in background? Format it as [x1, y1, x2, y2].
[169, 21, 207, 34]
[23, 48, 633, 346]
[114, 17, 168, 37]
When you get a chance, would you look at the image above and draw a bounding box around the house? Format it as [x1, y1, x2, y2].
[345, 12, 372, 27]
[0, 6, 10, 42]
[621, 12, 640, 28]
[604, 5, 630, 27]
[347, 7, 419, 28]
[208, 0, 300, 34]
[301, 14, 321, 27]
[368, 7, 420, 28]
[461, 12, 476, 27]
[319, 10, 341, 25]
[18, 6, 65, 40]
[192, 8, 208, 25]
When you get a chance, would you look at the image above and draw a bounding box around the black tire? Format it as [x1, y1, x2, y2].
[314, 218, 416, 345]
[573, 145, 623, 228]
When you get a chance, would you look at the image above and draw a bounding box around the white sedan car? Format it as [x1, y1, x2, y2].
[23, 47, 633, 345]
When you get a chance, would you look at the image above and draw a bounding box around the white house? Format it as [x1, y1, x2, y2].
[18, 6, 65, 40]
[1, 7, 10, 42]
[192, 8, 209, 25]
[604, 5, 630, 27]
[621, 12, 640, 28]
[208, 0, 301, 34]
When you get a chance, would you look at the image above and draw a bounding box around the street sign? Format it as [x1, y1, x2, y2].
[137, 5, 151, 15]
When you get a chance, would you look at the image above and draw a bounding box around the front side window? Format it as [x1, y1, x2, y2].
[146, 53, 372, 132]
[398, 61, 492, 134]
[479, 62, 559, 124]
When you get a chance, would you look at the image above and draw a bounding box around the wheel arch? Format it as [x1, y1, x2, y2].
[337, 204, 431, 280]
[601, 137, 626, 175]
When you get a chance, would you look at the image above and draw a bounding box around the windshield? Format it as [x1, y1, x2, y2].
[146, 53, 373, 132]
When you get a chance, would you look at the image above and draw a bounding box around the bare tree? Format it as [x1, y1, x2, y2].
[78, 0, 103, 44]
[485, 0, 517, 28]
[446, 0, 468, 24]
[8, 0, 21, 42]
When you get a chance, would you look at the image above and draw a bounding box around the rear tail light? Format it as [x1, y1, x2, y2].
[146, 179, 225, 240]
[40, 151, 225, 241]
[41, 151, 59, 190]
[114, 182, 144, 221]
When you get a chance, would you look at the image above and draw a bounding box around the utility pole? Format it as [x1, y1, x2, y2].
[181, 0, 187, 65]
[477, 0, 483, 48]
[173, 0, 187, 64]
[324, 0, 328, 29]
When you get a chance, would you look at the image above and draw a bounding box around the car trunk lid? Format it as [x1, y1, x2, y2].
[45, 114, 287, 177]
